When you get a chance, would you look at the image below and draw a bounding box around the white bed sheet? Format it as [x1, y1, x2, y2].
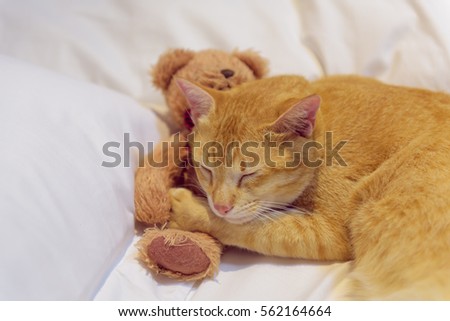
[94, 236, 351, 301]
[1, 0, 450, 300]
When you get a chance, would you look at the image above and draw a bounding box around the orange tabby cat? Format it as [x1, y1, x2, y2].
[168, 75, 450, 300]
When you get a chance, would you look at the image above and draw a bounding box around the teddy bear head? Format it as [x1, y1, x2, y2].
[152, 49, 268, 131]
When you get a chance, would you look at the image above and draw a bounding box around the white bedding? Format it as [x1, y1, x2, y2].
[1, 0, 449, 300]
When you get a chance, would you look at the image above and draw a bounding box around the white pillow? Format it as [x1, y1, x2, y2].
[0, 55, 160, 300]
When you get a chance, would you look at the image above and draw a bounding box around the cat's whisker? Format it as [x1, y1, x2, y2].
[257, 201, 293, 209]
[255, 212, 277, 223]
[261, 203, 310, 216]
[255, 201, 310, 215]
[254, 206, 311, 227]
[257, 201, 310, 214]
[256, 200, 290, 206]
[253, 207, 286, 222]
[232, 202, 259, 219]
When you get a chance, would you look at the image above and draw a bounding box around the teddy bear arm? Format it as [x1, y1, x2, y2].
[134, 135, 188, 225]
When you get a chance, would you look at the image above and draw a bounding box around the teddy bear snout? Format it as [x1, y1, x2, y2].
[220, 69, 234, 78]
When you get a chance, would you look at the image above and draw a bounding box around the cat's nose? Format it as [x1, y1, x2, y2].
[220, 69, 234, 78]
[213, 203, 234, 215]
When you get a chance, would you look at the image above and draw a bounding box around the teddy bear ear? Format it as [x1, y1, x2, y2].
[233, 49, 269, 79]
[151, 49, 195, 90]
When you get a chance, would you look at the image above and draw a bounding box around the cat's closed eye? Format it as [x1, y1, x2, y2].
[238, 171, 258, 187]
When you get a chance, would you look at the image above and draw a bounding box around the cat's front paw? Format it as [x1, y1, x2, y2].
[168, 188, 211, 233]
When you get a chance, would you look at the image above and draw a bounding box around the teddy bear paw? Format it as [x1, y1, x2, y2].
[136, 229, 222, 281]
[147, 235, 211, 276]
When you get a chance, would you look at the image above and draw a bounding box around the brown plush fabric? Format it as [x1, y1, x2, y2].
[147, 236, 210, 275]
[137, 228, 223, 281]
[134, 134, 188, 225]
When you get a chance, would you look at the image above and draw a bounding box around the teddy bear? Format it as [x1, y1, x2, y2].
[135, 48, 268, 281]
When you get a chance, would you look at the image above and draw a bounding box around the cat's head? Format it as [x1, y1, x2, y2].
[177, 76, 321, 224]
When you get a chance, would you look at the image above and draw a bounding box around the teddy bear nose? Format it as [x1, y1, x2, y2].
[220, 69, 234, 78]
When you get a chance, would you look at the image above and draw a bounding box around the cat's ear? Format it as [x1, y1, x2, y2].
[270, 94, 321, 138]
[175, 78, 214, 124]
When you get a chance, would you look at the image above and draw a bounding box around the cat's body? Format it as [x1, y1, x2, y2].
[169, 75, 450, 299]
